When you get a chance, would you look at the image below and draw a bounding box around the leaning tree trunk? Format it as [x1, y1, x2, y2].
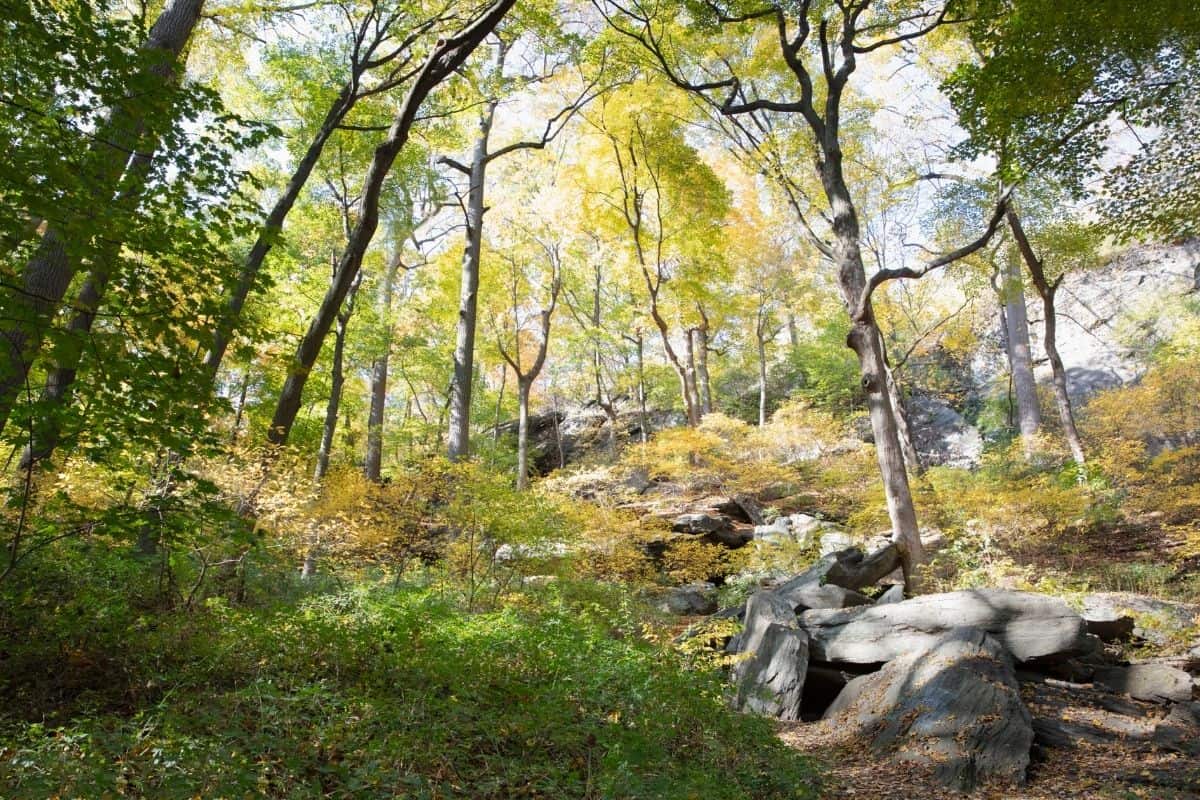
[0, 0, 205, 438]
[267, 0, 514, 445]
[21, 147, 157, 467]
[1007, 210, 1086, 467]
[205, 81, 358, 377]
[446, 102, 496, 461]
[1000, 246, 1042, 456]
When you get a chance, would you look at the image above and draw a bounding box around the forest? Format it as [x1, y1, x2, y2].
[1, 0, 1199, 796]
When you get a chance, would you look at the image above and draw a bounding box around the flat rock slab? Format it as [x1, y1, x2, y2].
[1094, 663, 1193, 703]
[776, 582, 873, 612]
[800, 588, 1086, 665]
[823, 627, 1032, 791]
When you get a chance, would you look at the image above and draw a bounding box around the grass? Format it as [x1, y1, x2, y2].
[0, 552, 819, 800]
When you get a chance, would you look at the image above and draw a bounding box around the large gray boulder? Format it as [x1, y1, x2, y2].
[799, 589, 1087, 665]
[1093, 663, 1193, 704]
[731, 590, 797, 654]
[823, 627, 1032, 791]
[773, 546, 901, 597]
[731, 623, 809, 720]
[1153, 701, 1200, 756]
[730, 591, 808, 720]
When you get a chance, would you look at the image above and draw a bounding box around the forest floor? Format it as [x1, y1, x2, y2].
[780, 716, 1200, 800]
[773, 515, 1200, 800]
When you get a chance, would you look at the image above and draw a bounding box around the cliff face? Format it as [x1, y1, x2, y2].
[1040, 239, 1200, 400]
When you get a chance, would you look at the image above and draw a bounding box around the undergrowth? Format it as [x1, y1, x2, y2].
[0, 545, 818, 799]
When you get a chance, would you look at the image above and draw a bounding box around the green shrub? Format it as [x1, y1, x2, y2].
[0, 577, 819, 799]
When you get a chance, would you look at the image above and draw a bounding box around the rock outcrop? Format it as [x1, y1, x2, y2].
[799, 589, 1087, 664]
[731, 591, 809, 720]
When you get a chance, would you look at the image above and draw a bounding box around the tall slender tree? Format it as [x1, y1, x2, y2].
[266, 0, 516, 445]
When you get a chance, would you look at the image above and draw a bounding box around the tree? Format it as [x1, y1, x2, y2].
[203, 0, 463, 377]
[0, 0, 206, 438]
[586, 94, 729, 428]
[441, 18, 600, 461]
[1006, 204, 1096, 468]
[266, 0, 516, 446]
[491, 236, 562, 488]
[597, 0, 1010, 587]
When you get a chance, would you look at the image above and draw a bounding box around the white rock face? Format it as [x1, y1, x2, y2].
[972, 239, 1200, 401]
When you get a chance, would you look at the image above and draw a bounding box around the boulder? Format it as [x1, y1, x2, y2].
[818, 530, 856, 556]
[776, 582, 873, 612]
[1093, 663, 1193, 704]
[671, 513, 732, 535]
[752, 518, 792, 544]
[730, 591, 808, 720]
[700, 524, 753, 550]
[657, 582, 719, 616]
[1081, 603, 1135, 642]
[731, 623, 809, 720]
[823, 627, 1032, 791]
[732, 590, 798, 654]
[773, 546, 901, 598]
[800, 589, 1087, 665]
[1152, 701, 1200, 756]
[874, 584, 905, 605]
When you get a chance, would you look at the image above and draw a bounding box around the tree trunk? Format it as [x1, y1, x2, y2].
[266, 0, 513, 445]
[1007, 210, 1086, 467]
[757, 330, 769, 427]
[516, 378, 532, 490]
[1000, 245, 1042, 455]
[446, 101, 496, 461]
[231, 371, 250, 444]
[205, 81, 357, 377]
[313, 306, 351, 482]
[634, 332, 649, 442]
[885, 363, 923, 475]
[684, 328, 702, 420]
[493, 364, 506, 445]
[0, 0, 204, 437]
[21, 147, 157, 467]
[364, 260, 400, 481]
[822, 152, 924, 591]
[694, 310, 713, 414]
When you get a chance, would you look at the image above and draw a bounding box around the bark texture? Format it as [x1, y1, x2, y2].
[1001, 245, 1042, 454]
